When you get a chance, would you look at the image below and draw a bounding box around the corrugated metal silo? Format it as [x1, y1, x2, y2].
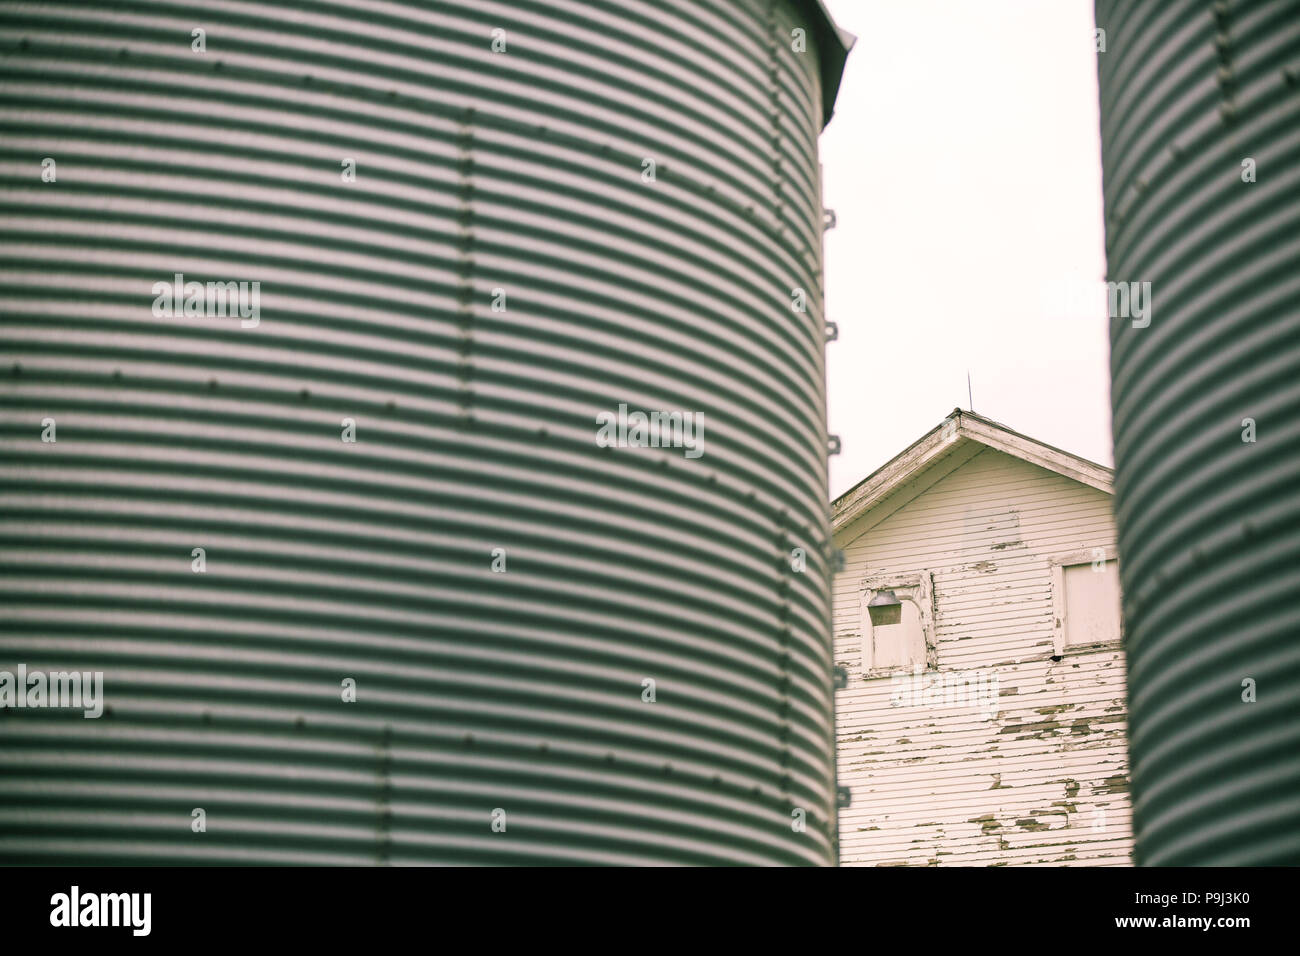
[1095, 0, 1300, 865]
[0, 1, 850, 864]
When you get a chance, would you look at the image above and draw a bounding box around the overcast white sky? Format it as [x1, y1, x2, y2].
[820, 0, 1113, 498]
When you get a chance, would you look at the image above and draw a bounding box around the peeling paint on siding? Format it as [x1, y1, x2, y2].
[834, 449, 1134, 866]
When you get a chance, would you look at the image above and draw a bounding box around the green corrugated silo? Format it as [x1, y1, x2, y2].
[0, 0, 851, 865]
[1095, 0, 1300, 865]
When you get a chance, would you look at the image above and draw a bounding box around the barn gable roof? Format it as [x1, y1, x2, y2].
[832, 409, 1113, 541]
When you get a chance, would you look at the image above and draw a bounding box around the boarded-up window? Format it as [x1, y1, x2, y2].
[1061, 559, 1122, 648]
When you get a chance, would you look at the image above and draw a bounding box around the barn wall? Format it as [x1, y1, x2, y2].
[833, 446, 1133, 866]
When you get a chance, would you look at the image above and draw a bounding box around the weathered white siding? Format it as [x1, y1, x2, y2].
[834, 447, 1133, 865]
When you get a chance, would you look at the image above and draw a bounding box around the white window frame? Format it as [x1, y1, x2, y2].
[1049, 546, 1122, 657]
[859, 571, 936, 679]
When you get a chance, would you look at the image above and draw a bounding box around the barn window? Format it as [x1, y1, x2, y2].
[1050, 548, 1123, 655]
[861, 573, 933, 677]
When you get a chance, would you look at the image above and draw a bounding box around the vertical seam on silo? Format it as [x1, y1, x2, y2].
[1213, 0, 1238, 124]
[776, 504, 794, 817]
[377, 723, 393, 864]
[456, 106, 476, 423]
[767, 0, 783, 229]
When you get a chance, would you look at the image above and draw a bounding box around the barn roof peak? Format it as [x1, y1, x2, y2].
[832, 409, 1113, 536]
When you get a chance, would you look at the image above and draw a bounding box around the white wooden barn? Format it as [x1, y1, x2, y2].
[832, 409, 1133, 865]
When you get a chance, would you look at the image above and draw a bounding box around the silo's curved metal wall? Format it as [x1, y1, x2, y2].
[1095, 0, 1300, 865]
[0, 1, 847, 865]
